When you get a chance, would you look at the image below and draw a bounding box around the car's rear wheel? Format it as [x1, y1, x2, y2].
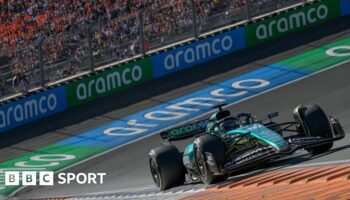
[293, 104, 333, 155]
[194, 135, 228, 184]
[149, 145, 186, 190]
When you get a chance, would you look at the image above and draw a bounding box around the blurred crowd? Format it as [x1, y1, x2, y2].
[0, 0, 247, 53]
[0, 0, 250, 97]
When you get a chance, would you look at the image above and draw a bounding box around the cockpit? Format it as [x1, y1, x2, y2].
[220, 117, 240, 131]
[235, 113, 254, 126]
[207, 111, 255, 132]
[206, 103, 255, 132]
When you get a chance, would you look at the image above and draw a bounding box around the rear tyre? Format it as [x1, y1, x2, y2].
[194, 135, 228, 184]
[294, 104, 333, 155]
[149, 145, 186, 190]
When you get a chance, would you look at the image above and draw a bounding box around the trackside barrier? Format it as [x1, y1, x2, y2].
[152, 28, 245, 78]
[0, 86, 67, 133]
[0, 0, 349, 133]
[153, 0, 348, 77]
[245, 0, 342, 46]
[66, 58, 153, 108]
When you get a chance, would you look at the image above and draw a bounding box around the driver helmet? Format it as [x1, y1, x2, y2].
[236, 113, 253, 126]
[206, 110, 231, 132]
[220, 118, 239, 131]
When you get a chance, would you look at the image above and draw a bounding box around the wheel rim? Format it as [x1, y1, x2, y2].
[150, 157, 161, 188]
[195, 148, 208, 182]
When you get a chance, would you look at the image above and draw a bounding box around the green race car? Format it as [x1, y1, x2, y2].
[149, 104, 345, 190]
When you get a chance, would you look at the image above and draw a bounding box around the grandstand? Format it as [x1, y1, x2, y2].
[0, 0, 301, 100]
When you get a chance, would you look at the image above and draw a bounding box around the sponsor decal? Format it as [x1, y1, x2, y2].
[256, 5, 329, 40]
[58, 69, 306, 148]
[102, 79, 271, 138]
[325, 45, 350, 57]
[245, 0, 341, 46]
[0, 86, 67, 132]
[152, 28, 245, 78]
[168, 124, 198, 137]
[66, 58, 153, 108]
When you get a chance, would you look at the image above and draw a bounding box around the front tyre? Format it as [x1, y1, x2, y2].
[293, 104, 333, 155]
[194, 135, 228, 184]
[149, 145, 186, 190]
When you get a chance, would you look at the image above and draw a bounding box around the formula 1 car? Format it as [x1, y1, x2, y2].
[149, 104, 345, 190]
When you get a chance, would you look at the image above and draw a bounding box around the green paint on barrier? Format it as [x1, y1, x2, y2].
[277, 37, 350, 71]
[245, 0, 341, 47]
[0, 144, 107, 195]
[66, 57, 153, 108]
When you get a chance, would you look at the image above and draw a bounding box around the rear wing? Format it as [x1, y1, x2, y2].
[160, 119, 208, 143]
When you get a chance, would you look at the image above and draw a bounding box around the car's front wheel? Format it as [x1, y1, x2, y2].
[149, 145, 186, 190]
[194, 135, 228, 184]
[293, 104, 334, 155]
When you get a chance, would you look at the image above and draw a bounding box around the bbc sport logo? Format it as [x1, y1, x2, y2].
[5, 171, 106, 186]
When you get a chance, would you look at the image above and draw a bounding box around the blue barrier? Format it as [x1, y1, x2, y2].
[0, 86, 67, 132]
[341, 0, 350, 16]
[152, 28, 246, 78]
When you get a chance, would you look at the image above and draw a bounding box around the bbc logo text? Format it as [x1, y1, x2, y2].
[5, 171, 106, 186]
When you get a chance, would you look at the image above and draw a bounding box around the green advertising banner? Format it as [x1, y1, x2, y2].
[66, 58, 153, 108]
[245, 0, 341, 47]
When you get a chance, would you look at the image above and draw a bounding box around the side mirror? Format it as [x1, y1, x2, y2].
[160, 131, 169, 141]
[268, 112, 279, 119]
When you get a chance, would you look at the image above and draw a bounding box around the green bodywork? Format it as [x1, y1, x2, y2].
[183, 123, 288, 169]
[232, 124, 288, 151]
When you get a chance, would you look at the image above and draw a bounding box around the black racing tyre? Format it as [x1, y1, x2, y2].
[194, 135, 228, 184]
[296, 104, 333, 155]
[149, 145, 186, 191]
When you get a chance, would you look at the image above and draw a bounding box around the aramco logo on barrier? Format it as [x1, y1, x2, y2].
[0, 94, 58, 128]
[66, 57, 153, 107]
[0, 86, 66, 132]
[76, 65, 143, 100]
[256, 4, 329, 40]
[163, 35, 234, 70]
[152, 28, 245, 78]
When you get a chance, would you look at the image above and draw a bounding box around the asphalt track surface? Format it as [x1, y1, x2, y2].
[4, 16, 350, 199]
